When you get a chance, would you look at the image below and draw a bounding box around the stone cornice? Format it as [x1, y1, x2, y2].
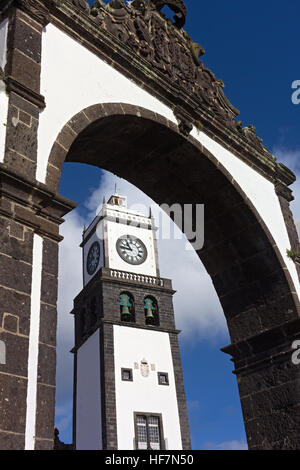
[0, 0, 50, 25]
[72, 266, 175, 307]
[48, 1, 297, 188]
[0, 164, 77, 241]
[5, 77, 46, 109]
[222, 317, 300, 374]
[0, 0, 296, 189]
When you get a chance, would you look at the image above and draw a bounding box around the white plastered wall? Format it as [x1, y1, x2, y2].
[0, 18, 9, 163]
[76, 330, 102, 450]
[25, 234, 43, 450]
[114, 325, 182, 450]
[38, 24, 300, 301]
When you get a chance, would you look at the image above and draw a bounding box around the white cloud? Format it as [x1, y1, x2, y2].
[55, 400, 73, 435]
[187, 400, 201, 411]
[203, 439, 248, 450]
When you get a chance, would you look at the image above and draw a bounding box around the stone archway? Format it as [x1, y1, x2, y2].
[0, 0, 300, 451]
[46, 103, 300, 450]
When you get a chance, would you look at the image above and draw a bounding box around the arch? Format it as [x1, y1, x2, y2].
[47, 102, 300, 343]
[46, 103, 179, 193]
[144, 295, 159, 326]
[120, 291, 135, 323]
[45, 102, 300, 450]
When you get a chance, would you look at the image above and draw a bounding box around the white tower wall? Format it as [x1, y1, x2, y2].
[114, 325, 182, 450]
[76, 330, 102, 450]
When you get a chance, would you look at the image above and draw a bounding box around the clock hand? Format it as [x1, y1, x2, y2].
[125, 240, 132, 251]
[123, 240, 134, 253]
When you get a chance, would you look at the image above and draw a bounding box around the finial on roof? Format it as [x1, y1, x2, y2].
[103, 195, 106, 204]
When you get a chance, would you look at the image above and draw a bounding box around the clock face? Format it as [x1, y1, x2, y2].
[86, 241, 101, 275]
[116, 235, 148, 265]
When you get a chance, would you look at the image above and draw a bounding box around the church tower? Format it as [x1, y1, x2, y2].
[71, 193, 191, 450]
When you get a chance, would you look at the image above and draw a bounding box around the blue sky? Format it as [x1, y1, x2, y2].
[54, 1, 300, 449]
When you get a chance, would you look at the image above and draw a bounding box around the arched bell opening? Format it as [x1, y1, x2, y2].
[144, 296, 159, 326]
[120, 291, 135, 323]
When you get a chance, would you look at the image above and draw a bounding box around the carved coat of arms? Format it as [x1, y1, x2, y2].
[140, 359, 150, 377]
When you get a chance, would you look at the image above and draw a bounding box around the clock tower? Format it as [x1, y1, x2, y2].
[71, 193, 191, 450]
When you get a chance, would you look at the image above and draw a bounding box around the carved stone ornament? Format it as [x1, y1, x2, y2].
[72, 0, 90, 13]
[15, 0, 50, 25]
[238, 124, 269, 153]
[2, 0, 241, 132]
[140, 358, 150, 377]
[85, 0, 240, 129]
[242, 125, 263, 145]
[275, 181, 294, 202]
[174, 106, 193, 136]
[9, 0, 276, 152]
[274, 163, 296, 201]
[2, 0, 279, 160]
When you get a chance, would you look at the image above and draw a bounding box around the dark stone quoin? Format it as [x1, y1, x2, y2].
[0, 0, 299, 450]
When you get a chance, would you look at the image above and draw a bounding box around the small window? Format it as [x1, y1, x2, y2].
[121, 368, 133, 382]
[158, 372, 169, 386]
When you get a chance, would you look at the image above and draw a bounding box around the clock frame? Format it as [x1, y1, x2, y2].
[116, 235, 148, 266]
[86, 241, 101, 275]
